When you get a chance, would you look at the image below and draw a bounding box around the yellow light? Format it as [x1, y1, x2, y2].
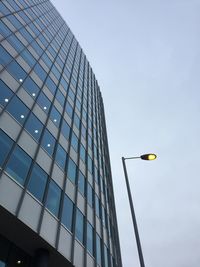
[140, 154, 157, 160]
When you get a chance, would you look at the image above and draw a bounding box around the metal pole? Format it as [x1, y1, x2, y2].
[122, 157, 146, 267]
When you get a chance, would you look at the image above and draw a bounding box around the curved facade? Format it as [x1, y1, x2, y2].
[0, 1, 122, 267]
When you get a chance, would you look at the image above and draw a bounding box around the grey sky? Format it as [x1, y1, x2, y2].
[51, 1, 200, 266]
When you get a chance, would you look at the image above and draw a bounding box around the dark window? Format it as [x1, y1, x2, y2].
[56, 90, 65, 106]
[37, 92, 51, 113]
[46, 180, 61, 217]
[24, 113, 43, 142]
[65, 102, 73, 118]
[6, 96, 29, 126]
[23, 77, 40, 98]
[96, 234, 102, 266]
[71, 132, 78, 152]
[7, 60, 27, 81]
[27, 164, 48, 202]
[67, 158, 77, 183]
[0, 45, 13, 66]
[55, 144, 67, 170]
[61, 120, 70, 140]
[75, 209, 84, 244]
[5, 146, 32, 185]
[41, 129, 56, 156]
[87, 183, 93, 207]
[50, 106, 61, 126]
[0, 80, 13, 107]
[78, 171, 85, 196]
[87, 222, 94, 256]
[0, 130, 13, 167]
[61, 195, 74, 231]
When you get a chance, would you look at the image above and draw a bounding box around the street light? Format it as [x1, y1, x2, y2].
[121, 153, 157, 267]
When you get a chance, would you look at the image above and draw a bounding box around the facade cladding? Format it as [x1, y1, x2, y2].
[0, 1, 122, 267]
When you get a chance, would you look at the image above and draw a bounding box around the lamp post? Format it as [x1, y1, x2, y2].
[121, 154, 157, 267]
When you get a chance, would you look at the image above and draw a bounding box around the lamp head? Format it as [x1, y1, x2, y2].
[140, 154, 157, 161]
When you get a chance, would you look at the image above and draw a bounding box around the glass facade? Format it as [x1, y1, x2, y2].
[0, 1, 122, 267]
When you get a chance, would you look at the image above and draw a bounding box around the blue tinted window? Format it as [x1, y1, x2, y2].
[0, 80, 13, 107]
[76, 99, 81, 111]
[56, 90, 65, 106]
[68, 88, 75, 102]
[87, 222, 94, 256]
[31, 41, 43, 56]
[19, 28, 33, 43]
[87, 183, 93, 207]
[0, 45, 13, 66]
[78, 171, 85, 196]
[46, 180, 61, 217]
[24, 113, 43, 142]
[0, 2, 10, 16]
[6, 96, 29, 125]
[80, 145, 86, 163]
[104, 246, 109, 267]
[74, 113, 80, 129]
[41, 129, 56, 156]
[65, 102, 73, 118]
[6, 146, 32, 185]
[0, 130, 13, 167]
[7, 34, 24, 53]
[37, 92, 51, 113]
[45, 77, 56, 95]
[50, 106, 61, 127]
[61, 120, 70, 140]
[7, 15, 22, 29]
[42, 53, 52, 68]
[55, 144, 67, 170]
[29, 23, 39, 36]
[27, 164, 48, 202]
[21, 49, 36, 68]
[67, 158, 77, 183]
[71, 132, 78, 152]
[60, 77, 68, 92]
[96, 235, 102, 266]
[23, 77, 40, 98]
[7, 60, 27, 81]
[81, 124, 86, 139]
[61, 195, 73, 231]
[52, 65, 60, 80]
[0, 21, 11, 37]
[75, 209, 84, 244]
[95, 195, 100, 218]
[87, 155, 93, 174]
[88, 135, 92, 149]
[34, 64, 47, 82]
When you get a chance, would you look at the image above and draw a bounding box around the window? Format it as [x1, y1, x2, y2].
[74, 113, 80, 129]
[7, 60, 27, 82]
[78, 171, 85, 196]
[41, 129, 56, 156]
[87, 183, 93, 207]
[55, 144, 67, 170]
[61, 120, 70, 140]
[96, 234, 102, 266]
[65, 101, 73, 118]
[34, 63, 47, 82]
[67, 158, 77, 183]
[104, 246, 109, 267]
[0, 80, 13, 107]
[87, 155, 93, 174]
[0, 130, 13, 167]
[71, 132, 78, 152]
[46, 180, 61, 217]
[56, 90, 65, 106]
[81, 124, 86, 139]
[27, 164, 48, 202]
[80, 144, 86, 163]
[87, 222, 94, 256]
[5, 146, 32, 185]
[95, 195, 100, 218]
[6, 96, 29, 126]
[50, 106, 61, 127]
[0, 45, 13, 66]
[45, 77, 57, 95]
[61, 195, 73, 231]
[24, 113, 43, 142]
[0, 21, 11, 37]
[37, 92, 51, 113]
[7, 34, 24, 53]
[21, 49, 36, 68]
[23, 77, 40, 98]
[75, 209, 84, 244]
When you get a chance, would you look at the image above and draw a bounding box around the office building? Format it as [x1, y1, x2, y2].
[0, 1, 122, 267]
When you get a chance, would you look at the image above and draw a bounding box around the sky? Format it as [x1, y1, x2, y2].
[51, 1, 200, 266]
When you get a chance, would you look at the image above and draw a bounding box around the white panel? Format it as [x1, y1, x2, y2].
[0, 173, 22, 215]
[17, 89, 34, 110]
[18, 193, 42, 232]
[77, 192, 85, 215]
[1, 40, 18, 58]
[46, 120, 58, 137]
[74, 241, 84, 267]
[87, 253, 95, 267]
[36, 148, 52, 174]
[40, 210, 58, 247]
[69, 147, 78, 164]
[32, 104, 47, 125]
[59, 135, 69, 152]
[58, 226, 72, 261]
[96, 216, 101, 236]
[52, 164, 64, 188]
[18, 131, 37, 158]
[0, 112, 21, 140]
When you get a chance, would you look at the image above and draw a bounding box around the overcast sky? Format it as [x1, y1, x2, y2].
[51, 1, 200, 266]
